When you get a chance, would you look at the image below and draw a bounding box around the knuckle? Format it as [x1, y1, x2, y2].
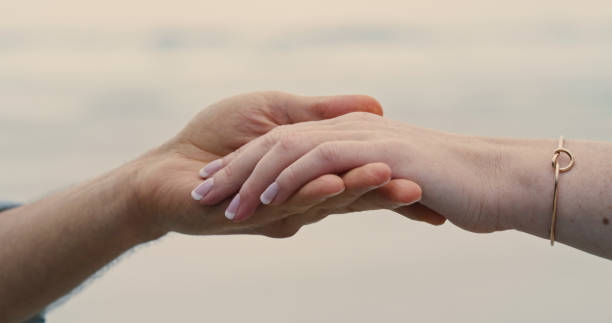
[333, 112, 384, 130]
[232, 143, 248, 157]
[261, 133, 279, 149]
[316, 142, 339, 163]
[276, 133, 303, 152]
[281, 166, 299, 186]
[261, 91, 291, 107]
[265, 126, 289, 146]
[220, 162, 235, 178]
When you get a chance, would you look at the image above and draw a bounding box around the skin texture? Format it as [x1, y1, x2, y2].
[201, 112, 612, 259]
[0, 92, 438, 323]
[137, 92, 442, 237]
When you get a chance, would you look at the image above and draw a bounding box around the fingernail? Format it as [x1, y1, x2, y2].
[322, 187, 345, 200]
[398, 197, 421, 207]
[199, 159, 223, 178]
[225, 194, 240, 220]
[191, 178, 214, 201]
[372, 178, 391, 189]
[260, 182, 279, 205]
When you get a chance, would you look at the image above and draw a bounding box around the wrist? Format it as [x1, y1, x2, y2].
[495, 137, 558, 237]
[428, 134, 560, 235]
[391, 127, 515, 233]
[400, 129, 543, 233]
[106, 154, 168, 244]
[128, 141, 222, 238]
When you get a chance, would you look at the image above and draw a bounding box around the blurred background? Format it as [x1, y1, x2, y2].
[1, 0, 612, 322]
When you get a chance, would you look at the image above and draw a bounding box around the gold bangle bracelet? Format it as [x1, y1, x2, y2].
[550, 136, 575, 246]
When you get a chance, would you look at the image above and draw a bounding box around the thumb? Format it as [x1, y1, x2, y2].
[284, 93, 383, 123]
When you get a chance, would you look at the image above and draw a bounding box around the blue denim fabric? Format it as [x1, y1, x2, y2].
[0, 202, 46, 323]
[0, 201, 21, 212]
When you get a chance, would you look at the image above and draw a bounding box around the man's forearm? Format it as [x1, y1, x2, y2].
[0, 163, 156, 322]
[501, 138, 612, 258]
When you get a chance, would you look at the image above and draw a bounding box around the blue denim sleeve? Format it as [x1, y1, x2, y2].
[0, 201, 21, 212]
[0, 202, 46, 323]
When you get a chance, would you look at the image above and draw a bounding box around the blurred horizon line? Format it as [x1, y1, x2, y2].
[2, 21, 612, 52]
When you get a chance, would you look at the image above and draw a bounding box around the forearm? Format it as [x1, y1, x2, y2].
[0, 163, 157, 322]
[397, 126, 612, 258]
[500, 138, 612, 258]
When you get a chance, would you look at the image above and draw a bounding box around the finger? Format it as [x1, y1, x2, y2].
[339, 179, 423, 213]
[281, 92, 383, 123]
[231, 173, 347, 233]
[282, 174, 346, 209]
[228, 136, 320, 221]
[282, 162, 392, 227]
[229, 131, 376, 222]
[193, 136, 277, 206]
[197, 116, 379, 180]
[194, 116, 356, 180]
[294, 178, 444, 228]
[393, 203, 447, 226]
[197, 127, 283, 180]
[247, 174, 352, 238]
[338, 179, 446, 225]
[195, 173, 346, 236]
[193, 128, 340, 209]
[197, 136, 268, 179]
[198, 158, 225, 178]
[214, 199, 445, 238]
[196, 116, 382, 212]
[270, 141, 386, 205]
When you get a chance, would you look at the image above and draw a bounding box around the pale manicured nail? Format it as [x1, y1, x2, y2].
[260, 182, 279, 205]
[225, 194, 240, 220]
[191, 178, 214, 201]
[199, 159, 223, 178]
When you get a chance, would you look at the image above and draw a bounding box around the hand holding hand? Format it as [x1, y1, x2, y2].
[197, 111, 508, 233]
[131, 92, 440, 239]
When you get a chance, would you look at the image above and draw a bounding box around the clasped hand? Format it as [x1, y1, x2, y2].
[133, 91, 446, 240]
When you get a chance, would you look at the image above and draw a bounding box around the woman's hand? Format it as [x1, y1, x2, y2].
[197, 111, 510, 233]
[132, 92, 442, 240]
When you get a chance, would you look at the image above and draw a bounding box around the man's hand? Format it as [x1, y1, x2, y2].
[132, 91, 442, 239]
[0, 91, 440, 322]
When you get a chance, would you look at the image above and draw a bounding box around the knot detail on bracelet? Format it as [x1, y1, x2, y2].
[551, 148, 575, 173]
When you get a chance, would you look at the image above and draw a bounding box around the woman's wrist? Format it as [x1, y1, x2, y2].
[493, 137, 558, 236]
[395, 127, 557, 234]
